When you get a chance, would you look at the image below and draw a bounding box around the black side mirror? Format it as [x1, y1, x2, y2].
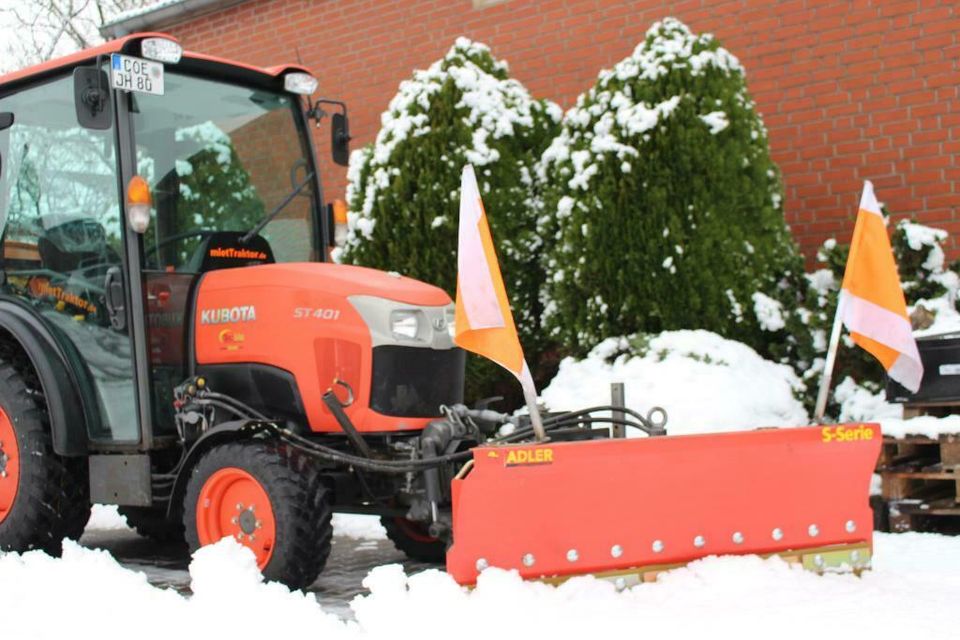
[331, 112, 351, 167]
[74, 67, 112, 130]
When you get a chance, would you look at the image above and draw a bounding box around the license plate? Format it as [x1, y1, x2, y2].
[110, 54, 164, 96]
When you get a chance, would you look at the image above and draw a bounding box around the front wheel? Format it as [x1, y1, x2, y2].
[183, 442, 332, 589]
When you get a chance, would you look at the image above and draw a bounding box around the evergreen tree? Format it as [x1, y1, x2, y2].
[538, 18, 800, 355]
[340, 38, 561, 402]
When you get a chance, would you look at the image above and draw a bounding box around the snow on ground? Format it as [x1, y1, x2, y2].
[83, 506, 388, 540]
[4, 533, 960, 639]
[541, 330, 808, 434]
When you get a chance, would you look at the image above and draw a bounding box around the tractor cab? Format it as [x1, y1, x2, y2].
[0, 34, 346, 448]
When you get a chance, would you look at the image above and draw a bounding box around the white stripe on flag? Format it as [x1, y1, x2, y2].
[889, 353, 924, 393]
[457, 165, 505, 330]
[840, 291, 923, 392]
[859, 180, 883, 219]
[840, 291, 919, 356]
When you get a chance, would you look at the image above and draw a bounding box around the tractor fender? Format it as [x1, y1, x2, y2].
[166, 420, 274, 519]
[0, 300, 95, 456]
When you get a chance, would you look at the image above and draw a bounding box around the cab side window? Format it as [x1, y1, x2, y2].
[0, 74, 122, 325]
[0, 73, 137, 443]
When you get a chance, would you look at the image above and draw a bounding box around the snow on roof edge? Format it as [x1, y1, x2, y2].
[101, 0, 248, 39]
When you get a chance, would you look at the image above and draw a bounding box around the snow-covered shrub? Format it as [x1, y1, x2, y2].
[893, 220, 958, 310]
[538, 18, 800, 354]
[773, 218, 960, 416]
[339, 38, 561, 401]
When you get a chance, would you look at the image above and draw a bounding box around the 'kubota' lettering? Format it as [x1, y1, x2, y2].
[200, 305, 257, 325]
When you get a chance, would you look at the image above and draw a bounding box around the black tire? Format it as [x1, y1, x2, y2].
[183, 441, 332, 589]
[381, 516, 447, 563]
[119, 506, 186, 544]
[0, 356, 90, 555]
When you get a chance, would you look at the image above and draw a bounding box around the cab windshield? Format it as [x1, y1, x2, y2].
[132, 71, 319, 271]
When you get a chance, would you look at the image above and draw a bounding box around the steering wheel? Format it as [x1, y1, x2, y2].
[145, 229, 217, 269]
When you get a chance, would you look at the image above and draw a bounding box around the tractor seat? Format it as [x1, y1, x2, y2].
[38, 219, 119, 274]
[185, 231, 275, 273]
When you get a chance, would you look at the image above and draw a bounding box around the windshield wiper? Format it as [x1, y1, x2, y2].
[241, 171, 315, 244]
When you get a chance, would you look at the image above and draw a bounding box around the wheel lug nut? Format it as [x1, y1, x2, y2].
[231, 517, 239, 525]
[236, 502, 244, 510]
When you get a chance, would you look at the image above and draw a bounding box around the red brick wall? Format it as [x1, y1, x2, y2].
[163, 0, 959, 261]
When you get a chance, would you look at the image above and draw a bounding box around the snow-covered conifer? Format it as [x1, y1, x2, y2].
[538, 18, 799, 353]
[340, 38, 560, 400]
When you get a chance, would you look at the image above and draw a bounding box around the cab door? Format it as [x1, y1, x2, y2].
[0, 72, 140, 444]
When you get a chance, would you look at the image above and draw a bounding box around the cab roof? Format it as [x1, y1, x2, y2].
[0, 32, 312, 92]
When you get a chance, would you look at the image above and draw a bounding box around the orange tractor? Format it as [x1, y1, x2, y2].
[0, 34, 879, 588]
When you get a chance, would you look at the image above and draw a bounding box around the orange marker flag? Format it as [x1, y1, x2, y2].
[842, 181, 924, 391]
[815, 181, 923, 420]
[454, 165, 545, 440]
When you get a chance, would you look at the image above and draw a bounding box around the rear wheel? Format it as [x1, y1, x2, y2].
[0, 358, 90, 554]
[183, 441, 332, 589]
[381, 516, 447, 563]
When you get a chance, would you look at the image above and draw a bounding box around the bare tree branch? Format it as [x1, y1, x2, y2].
[2, 0, 153, 72]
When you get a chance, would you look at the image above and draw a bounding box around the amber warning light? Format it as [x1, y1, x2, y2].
[333, 199, 348, 246]
[126, 175, 152, 233]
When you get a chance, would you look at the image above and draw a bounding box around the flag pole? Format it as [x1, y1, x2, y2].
[519, 361, 546, 441]
[814, 294, 846, 423]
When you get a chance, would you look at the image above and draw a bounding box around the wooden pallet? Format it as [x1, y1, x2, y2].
[875, 433, 960, 533]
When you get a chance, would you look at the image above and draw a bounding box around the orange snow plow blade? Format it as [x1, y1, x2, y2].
[447, 424, 881, 585]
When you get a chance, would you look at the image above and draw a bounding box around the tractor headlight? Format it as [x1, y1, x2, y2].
[141, 37, 182, 64]
[284, 72, 318, 95]
[390, 310, 422, 341]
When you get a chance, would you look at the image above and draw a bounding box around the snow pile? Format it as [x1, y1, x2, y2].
[332, 514, 388, 540]
[84, 504, 132, 532]
[4, 534, 960, 638]
[541, 330, 808, 433]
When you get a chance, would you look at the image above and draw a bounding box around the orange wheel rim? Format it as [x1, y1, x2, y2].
[196, 467, 276, 569]
[0, 407, 19, 524]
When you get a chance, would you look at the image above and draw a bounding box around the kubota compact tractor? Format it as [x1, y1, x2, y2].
[0, 34, 880, 589]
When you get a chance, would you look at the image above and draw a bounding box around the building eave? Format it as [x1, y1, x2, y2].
[100, 0, 249, 39]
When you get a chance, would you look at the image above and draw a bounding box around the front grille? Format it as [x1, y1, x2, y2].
[369, 346, 465, 417]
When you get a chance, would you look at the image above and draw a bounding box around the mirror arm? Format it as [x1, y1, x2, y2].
[308, 99, 348, 131]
